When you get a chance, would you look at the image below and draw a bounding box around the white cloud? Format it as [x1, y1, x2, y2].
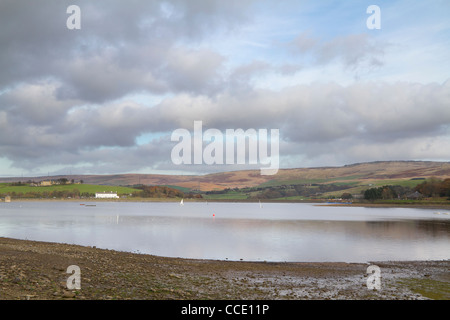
[0, 0, 449, 176]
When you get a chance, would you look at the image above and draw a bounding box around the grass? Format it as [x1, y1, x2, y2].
[259, 179, 328, 187]
[200, 177, 428, 201]
[160, 185, 192, 193]
[368, 179, 423, 188]
[0, 183, 138, 196]
[398, 278, 450, 300]
[259, 175, 369, 188]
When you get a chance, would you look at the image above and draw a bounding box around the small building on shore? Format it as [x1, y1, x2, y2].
[406, 191, 423, 200]
[5, 196, 11, 202]
[95, 192, 119, 199]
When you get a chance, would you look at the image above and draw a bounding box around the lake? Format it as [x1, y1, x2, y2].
[0, 201, 449, 262]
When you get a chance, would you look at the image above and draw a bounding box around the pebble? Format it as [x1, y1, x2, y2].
[62, 291, 76, 298]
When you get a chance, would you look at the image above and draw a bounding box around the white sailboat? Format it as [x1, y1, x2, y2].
[180, 198, 184, 206]
[259, 200, 263, 208]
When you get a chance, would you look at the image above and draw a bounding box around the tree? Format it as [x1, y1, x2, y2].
[364, 187, 382, 201]
[414, 177, 449, 197]
[381, 186, 397, 200]
[341, 193, 353, 200]
[364, 185, 401, 201]
[58, 178, 68, 185]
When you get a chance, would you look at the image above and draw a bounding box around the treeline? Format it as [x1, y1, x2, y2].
[363, 178, 450, 201]
[133, 185, 199, 198]
[363, 185, 410, 201]
[0, 189, 92, 199]
[254, 184, 350, 199]
[10, 178, 82, 185]
[206, 184, 352, 199]
[414, 178, 450, 197]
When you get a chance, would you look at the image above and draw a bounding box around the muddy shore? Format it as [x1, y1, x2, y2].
[0, 237, 448, 300]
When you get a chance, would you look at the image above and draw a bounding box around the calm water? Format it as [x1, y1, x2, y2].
[0, 201, 449, 262]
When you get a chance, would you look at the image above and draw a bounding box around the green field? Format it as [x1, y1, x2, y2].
[259, 178, 328, 187]
[0, 183, 138, 196]
[0, 177, 434, 202]
[200, 177, 428, 201]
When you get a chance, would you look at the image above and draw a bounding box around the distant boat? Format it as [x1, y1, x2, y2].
[180, 199, 184, 206]
[259, 200, 263, 208]
[434, 212, 441, 215]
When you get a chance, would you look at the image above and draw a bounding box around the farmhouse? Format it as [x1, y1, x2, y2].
[95, 192, 119, 199]
[407, 191, 423, 200]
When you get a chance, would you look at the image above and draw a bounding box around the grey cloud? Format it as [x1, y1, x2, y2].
[1, 1, 448, 175]
[144, 80, 450, 147]
[0, 0, 254, 102]
[2, 79, 449, 171]
[0, 81, 80, 126]
[54, 50, 168, 103]
[162, 47, 226, 95]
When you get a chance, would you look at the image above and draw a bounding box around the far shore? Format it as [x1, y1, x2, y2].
[2, 197, 450, 209]
[316, 202, 450, 210]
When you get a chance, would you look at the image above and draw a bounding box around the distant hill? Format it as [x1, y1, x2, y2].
[1, 161, 449, 192]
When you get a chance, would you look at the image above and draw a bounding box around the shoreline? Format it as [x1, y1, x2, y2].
[0, 237, 448, 300]
[316, 203, 450, 210]
[2, 197, 450, 209]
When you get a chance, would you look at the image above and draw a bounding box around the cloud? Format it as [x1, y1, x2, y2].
[0, 0, 254, 102]
[2, 77, 449, 174]
[0, 81, 79, 126]
[0, 0, 449, 176]
[289, 32, 387, 75]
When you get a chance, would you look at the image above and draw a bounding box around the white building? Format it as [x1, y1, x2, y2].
[95, 192, 119, 199]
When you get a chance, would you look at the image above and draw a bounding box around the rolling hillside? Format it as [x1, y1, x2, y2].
[1, 161, 449, 192]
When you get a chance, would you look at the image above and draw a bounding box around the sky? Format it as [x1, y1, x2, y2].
[0, 0, 449, 177]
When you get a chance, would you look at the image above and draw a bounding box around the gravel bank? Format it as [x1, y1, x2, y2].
[0, 237, 448, 300]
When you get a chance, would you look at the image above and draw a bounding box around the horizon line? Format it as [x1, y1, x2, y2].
[1, 159, 449, 179]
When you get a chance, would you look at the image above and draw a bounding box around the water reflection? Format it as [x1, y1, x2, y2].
[0, 201, 448, 262]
